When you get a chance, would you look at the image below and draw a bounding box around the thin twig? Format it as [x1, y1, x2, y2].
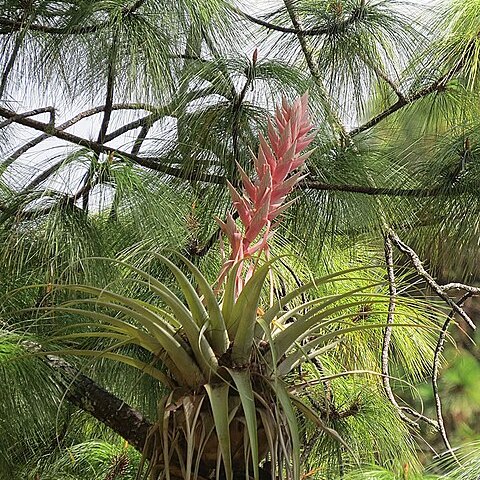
[388, 229, 476, 330]
[82, 33, 119, 210]
[0, 106, 55, 129]
[432, 292, 473, 451]
[382, 235, 421, 428]
[365, 59, 405, 102]
[440, 283, 480, 294]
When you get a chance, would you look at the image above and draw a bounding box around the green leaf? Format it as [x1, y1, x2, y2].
[204, 383, 232, 480]
[262, 267, 381, 324]
[54, 290, 204, 387]
[227, 369, 259, 480]
[272, 379, 300, 480]
[38, 349, 172, 386]
[272, 297, 392, 360]
[171, 252, 229, 355]
[231, 260, 273, 365]
[222, 261, 242, 334]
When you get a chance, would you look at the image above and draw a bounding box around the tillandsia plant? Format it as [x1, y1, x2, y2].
[21, 96, 433, 480]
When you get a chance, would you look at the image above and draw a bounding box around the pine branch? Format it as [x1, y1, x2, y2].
[0, 16, 100, 34]
[301, 179, 450, 196]
[0, 105, 227, 183]
[6, 103, 157, 180]
[282, 0, 349, 141]
[0, 0, 148, 35]
[0, 106, 55, 129]
[2, 106, 477, 199]
[350, 44, 469, 136]
[22, 341, 152, 452]
[235, 5, 362, 37]
[103, 87, 216, 143]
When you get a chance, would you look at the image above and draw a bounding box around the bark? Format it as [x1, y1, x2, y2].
[22, 342, 153, 452]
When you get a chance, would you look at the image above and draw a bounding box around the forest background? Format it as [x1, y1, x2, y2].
[1, 0, 480, 479]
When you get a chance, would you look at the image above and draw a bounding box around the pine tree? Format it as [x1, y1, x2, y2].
[1, 1, 480, 478]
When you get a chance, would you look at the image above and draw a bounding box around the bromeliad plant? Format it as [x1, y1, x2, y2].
[31, 96, 425, 480]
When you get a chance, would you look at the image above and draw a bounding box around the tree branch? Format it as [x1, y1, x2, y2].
[0, 106, 55, 129]
[0, 105, 227, 183]
[387, 229, 476, 330]
[0, 16, 100, 35]
[382, 235, 430, 428]
[0, 1, 147, 36]
[301, 179, 449, 196]
[235, 5, 362, 37]
[22, 342, 152, 452]
[432, 292, 472, 452]
[4, 103, 157, 177]
[282, 0, 349, 141]
[2, 106, 478, 199]
[350, 48, 468, 136]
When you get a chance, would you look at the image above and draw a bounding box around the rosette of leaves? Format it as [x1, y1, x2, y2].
[40, 253, 405, 480]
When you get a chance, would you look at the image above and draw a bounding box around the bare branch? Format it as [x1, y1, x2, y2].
[387, 229, 476, 330]
[432, 292, 473, 452]
[382, 235, 426, 428]
[440, 283, 480, 295]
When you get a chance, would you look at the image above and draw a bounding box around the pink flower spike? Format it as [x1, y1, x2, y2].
[216, 94, 315, 297]
[291, 149, 314, 170]
[268, 198, 297, 221]
[275, 107, 287, 129]
[267, 118, 280, 153]
[273, 142, 297, 183]
[271, 172, 306, 203]
[255, 167, 272, 206]
[295, 136, 315, 154]
[259, 134, 277, 170]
